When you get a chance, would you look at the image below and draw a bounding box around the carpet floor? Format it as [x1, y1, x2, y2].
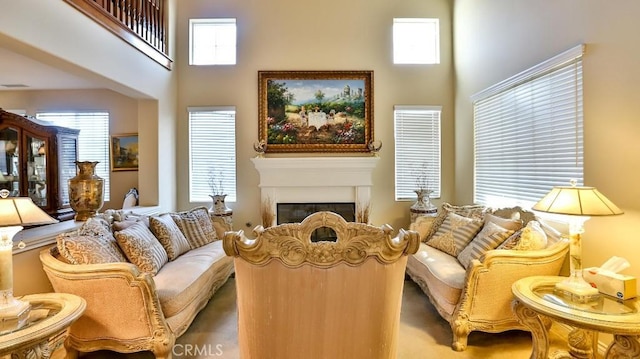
[73, 277, 568, 358]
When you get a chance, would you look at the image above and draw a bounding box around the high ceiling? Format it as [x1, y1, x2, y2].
[0, 47, 98, 91]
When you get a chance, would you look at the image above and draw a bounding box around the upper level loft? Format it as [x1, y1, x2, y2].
[64, 0, 172, 70]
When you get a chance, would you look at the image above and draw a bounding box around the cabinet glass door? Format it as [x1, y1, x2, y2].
[27, 135, 47, 206]
[0, 127, 19, 196]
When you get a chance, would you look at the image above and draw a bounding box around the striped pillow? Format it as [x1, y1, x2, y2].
[170, 207, 218, 249]
[115, 221, 168, 275]
[423, 203, 487, 243]
[457, 221, 515, 268]
[426, 212, 484, 256]
[150, 214, 191, 260]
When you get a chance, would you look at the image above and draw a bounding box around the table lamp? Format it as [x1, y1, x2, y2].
[532, 180, 623, 302]
[0, 188, 58, 332]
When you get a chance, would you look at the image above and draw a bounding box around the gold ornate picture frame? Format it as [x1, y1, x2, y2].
[110, 133, 139, 171]
[258, 70, 374, 153]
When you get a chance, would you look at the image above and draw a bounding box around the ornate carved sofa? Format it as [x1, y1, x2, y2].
[406, 204, 569, 351]
[39, 207, 234, 359]
[223, 211, 420, 359]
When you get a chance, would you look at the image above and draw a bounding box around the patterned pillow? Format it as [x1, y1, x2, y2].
[57, 230, 127, 265]
[426, 212, 484, 256]
[115, 221, 168, 275]
[457, 221, 515, 268]
[149, 214, 191, 260]
[78, 217, 112, 239]
[498, 221, 549, 250]
[423, 203, 487, 243]
[170, 207, 218, 249]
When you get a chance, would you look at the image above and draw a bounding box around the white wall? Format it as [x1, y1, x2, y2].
[453, 0, 640, 280]
[175, 0, 455, 232]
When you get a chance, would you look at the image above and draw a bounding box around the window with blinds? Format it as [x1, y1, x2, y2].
[36, 111, 111, 201]
[188, 107, 236, 202]
[394, 106, 441, 201]
[472, 45, 584, 208]
[189, 18, 237, 65]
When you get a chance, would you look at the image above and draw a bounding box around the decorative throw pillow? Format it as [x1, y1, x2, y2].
[426, 212, 484, 257]
[115, 221, 168, 275]
[57, 230, 128, 265]
[78, 217, 112, 239]
[457, 221, 515, 268]
[149, 214, 191, 261]
[498, 220, 548, 250]
[423, 203, 487, 243]
[170, 207, 218, 249]
[112, 215, 150, 232]
[484, 213, 523, 231]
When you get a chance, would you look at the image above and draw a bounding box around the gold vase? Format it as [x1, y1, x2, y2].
[69, 161, 104, 221]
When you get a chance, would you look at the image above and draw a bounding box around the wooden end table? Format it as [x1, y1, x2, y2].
[0, 293, 86, 359]
[512, 275, 640, 359]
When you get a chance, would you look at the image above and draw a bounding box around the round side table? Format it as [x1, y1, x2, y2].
[512, 275, 640, 359]
[0, 293, 86, 359]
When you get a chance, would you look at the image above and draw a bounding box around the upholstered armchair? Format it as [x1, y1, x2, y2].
[223, 211, 420, 359]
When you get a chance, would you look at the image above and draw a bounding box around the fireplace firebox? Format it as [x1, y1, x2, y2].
[277, 202, 355, 242]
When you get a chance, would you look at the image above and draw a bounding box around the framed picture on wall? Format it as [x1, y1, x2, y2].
[110, 133, 139, 171]
[258, 70, 374, 153]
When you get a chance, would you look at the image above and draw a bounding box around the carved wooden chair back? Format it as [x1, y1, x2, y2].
[223, 211, 420, 359]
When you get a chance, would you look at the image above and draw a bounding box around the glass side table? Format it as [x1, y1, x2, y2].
[512, 275, 640, 359]
[0, 293, 86, 359]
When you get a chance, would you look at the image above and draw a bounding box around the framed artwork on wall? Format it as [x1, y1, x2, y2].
[110, 133, 139, 171]
[258, 70, 374, 153]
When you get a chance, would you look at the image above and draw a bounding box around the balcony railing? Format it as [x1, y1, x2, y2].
[64, 0, 172, 69]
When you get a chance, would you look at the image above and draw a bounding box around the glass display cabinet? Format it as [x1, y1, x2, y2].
[0, 108, 80, 220]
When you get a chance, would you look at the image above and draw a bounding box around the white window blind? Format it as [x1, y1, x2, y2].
[188, 107, 236, 202]
[36, 112, 110, 202]
[473, 45, 584, 208]
[189, 18, 237, 65]
[393, 18, 440, 65]
[394, 106, 441, 201]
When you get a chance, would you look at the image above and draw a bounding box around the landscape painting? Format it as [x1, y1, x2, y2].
[258, 70, 373, 153]
[110, 134, 139, 171]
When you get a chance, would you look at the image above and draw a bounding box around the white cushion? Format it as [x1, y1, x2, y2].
[407, 243, 467, 312]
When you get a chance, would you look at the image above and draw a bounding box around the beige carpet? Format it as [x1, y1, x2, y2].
[74, 277, 568, 359]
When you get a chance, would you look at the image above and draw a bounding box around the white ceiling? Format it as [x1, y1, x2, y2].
[0, 47, 99, 91]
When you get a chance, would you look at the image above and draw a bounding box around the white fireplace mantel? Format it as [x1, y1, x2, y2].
[251, 157, 379, 225]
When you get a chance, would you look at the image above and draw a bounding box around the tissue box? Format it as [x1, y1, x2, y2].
[584, 267, 637, 299]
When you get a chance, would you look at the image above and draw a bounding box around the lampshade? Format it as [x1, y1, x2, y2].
[532, 185, 623, 217]
[0, 195, 59, 227]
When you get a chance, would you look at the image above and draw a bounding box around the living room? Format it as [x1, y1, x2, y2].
[1, 0, 639, 355]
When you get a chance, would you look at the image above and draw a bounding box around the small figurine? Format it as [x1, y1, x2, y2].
[368, 140, 382, 156]
[253, 140, 267, 158]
